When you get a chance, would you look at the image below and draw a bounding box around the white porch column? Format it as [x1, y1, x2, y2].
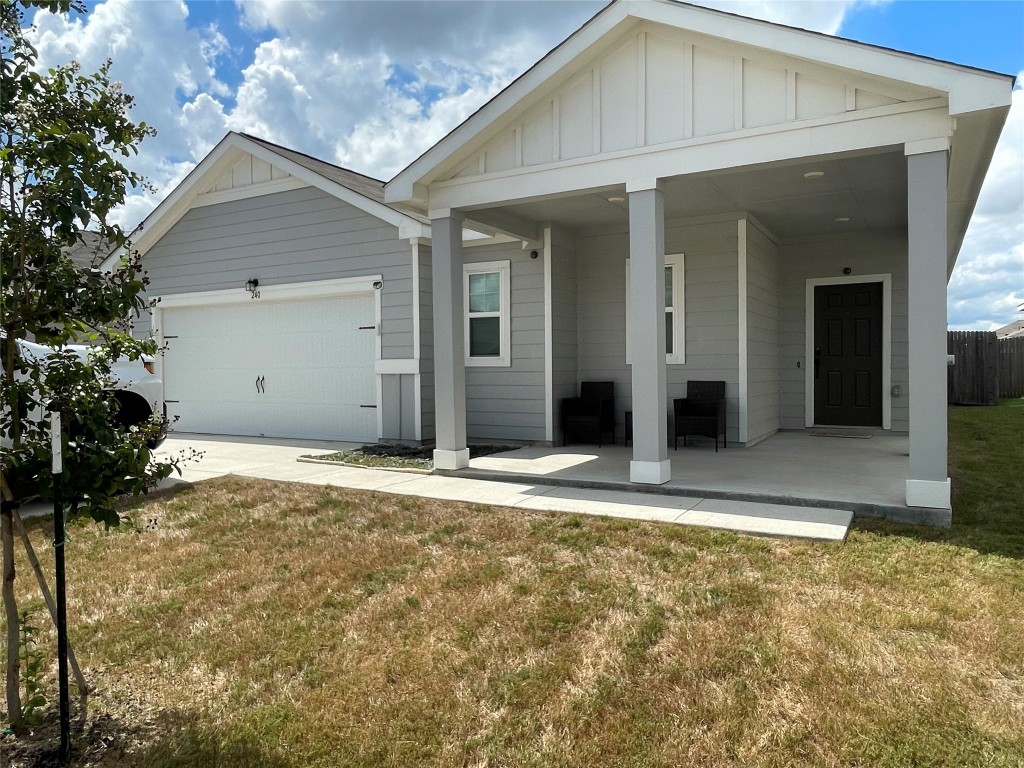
[627, 180, 670, 484]
[905, 143, 951, 509]
[430, 211, 469, 469]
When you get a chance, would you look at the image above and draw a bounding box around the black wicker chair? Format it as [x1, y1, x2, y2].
[673, 380, 727, 451]
[561, 381, 615, 446]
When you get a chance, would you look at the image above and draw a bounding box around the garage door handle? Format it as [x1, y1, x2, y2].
[256, 375, 265, 393]
[360, 404, 376, 408]
[358, 325, 376, 330]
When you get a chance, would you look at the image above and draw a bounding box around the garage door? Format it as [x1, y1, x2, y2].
[162, 293, 377, 441]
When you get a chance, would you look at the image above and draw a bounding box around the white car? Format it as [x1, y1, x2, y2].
[3, 337, 167, 447]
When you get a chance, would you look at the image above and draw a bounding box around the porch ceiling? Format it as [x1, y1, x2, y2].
[494, 148, 908, 239]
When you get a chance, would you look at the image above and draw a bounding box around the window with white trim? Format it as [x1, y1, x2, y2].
[464, 260, 511, 367]
[625, 253, 685, 364]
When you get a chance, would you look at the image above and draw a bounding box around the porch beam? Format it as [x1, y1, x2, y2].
[430, 213, 469, 469]
[905, 146, 950, 509]
[458, 208, 542, 245]
[628, 182, 670, 484]
[427, 103, 953, 211]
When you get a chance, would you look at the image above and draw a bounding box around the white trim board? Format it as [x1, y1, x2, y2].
[191, 177, 309, 208]
[152, 275, 383, 442]
[737, 220, 748, 444]
[386, 0, 1010, 202]
[410, 239, 423, 441]
[152, 275, 385, 441]
[101, 132, 426, 272]
[155, 275, 383, 308]
[804, 273, 892, 430]
[463, 259, 512, 368]
[543, 226, 554, 442]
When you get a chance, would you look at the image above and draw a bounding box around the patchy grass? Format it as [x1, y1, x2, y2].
[948, 399, 1024, 547]
[1, 403, 1022, 767]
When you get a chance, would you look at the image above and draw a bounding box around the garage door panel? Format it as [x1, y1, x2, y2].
[163, 293, 378, 441]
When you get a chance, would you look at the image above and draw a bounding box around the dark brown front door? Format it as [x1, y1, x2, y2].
[814, 282, 883, 427]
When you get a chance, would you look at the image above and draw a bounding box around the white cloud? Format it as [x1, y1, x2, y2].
[949, 79, 1024, 330]
[28, 0, 227, 226]
[23, 0, 1019, 331]
[23, 0, 876, 226]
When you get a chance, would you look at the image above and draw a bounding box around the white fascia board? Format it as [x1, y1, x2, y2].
[430, 102, 953, 211]
[636, 0, 1013, 115]
[99, 133, 247, 271]
[385, 0, 1012, 206]
[384, 1, 633, 203]
[460, 208, 541, 243]
[156, 275, 383, 308]
[242, 141, 425, 236]
[101, 132, 425, 273]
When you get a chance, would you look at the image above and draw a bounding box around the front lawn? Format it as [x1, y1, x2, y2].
[2, 402, 1022, 767]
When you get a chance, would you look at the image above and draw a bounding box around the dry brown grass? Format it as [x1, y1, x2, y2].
[2, 474, 1023, 767]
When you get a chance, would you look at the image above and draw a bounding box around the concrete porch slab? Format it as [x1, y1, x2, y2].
[453, 430, 948, 526]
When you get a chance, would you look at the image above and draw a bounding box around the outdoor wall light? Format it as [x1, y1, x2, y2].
[246, 278, 260, 299]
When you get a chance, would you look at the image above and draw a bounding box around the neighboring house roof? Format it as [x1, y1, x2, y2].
[100, 131, 427, 273]
[65, 231, 113, 270]
[996, 319, 1024, 339]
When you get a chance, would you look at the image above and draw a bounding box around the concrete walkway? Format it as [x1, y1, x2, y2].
[144, 435, 851, 541]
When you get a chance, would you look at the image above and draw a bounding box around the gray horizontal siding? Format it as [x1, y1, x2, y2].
[576, 218, 741, 443]
[418, 244, 435, 442]
[144, 186, 415, 360]
[778, 229, 908, 431]
[464, 241, 546, 442]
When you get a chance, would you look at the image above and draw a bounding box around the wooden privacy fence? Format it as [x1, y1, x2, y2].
[947, 330, 1024, 404]
[1000, 336, 1024, 398]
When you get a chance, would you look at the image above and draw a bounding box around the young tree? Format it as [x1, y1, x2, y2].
[2, 0, 181, 730]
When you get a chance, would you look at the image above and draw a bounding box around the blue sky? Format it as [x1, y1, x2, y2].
[27, 0, 1024, 329]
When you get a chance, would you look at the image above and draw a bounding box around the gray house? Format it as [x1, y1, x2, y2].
[107, 0, 1013, 515]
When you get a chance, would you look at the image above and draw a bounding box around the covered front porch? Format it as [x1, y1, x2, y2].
[385, 1, 1011, 521]
[448, 428, 948, 526]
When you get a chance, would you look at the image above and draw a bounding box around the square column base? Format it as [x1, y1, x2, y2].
[905, 478, 951, 510]
[630, 459, 671, 485]
[434, 448, 470, 471]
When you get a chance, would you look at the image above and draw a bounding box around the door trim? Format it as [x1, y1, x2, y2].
[804, 274, 891, 430]
[151, 275, 384, 439]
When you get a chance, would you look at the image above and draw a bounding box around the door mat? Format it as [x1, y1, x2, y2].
[810, 431, 873, 439]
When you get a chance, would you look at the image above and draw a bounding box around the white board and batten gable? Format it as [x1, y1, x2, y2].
[447, 26, 933, 180]
[387, 0, 1013, 213]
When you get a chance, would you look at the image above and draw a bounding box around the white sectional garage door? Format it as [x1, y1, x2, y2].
[162, 293, 377, 441]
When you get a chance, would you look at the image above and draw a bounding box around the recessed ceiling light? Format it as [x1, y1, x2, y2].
[607, 196, 625, 203]
[834, 216, 850, 222]
[803, 170, 826, 179]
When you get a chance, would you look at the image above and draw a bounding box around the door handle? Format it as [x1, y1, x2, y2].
[814, 346, 822, 379]
[256, 375, 266, 393]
